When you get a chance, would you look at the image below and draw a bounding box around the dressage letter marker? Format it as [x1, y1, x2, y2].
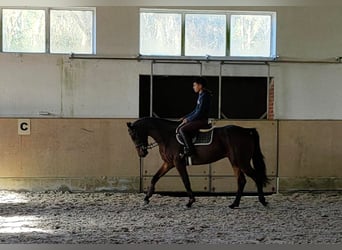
[18, 119, 31, 135]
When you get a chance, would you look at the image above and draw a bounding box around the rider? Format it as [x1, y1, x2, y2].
[177, 77, 212, 158]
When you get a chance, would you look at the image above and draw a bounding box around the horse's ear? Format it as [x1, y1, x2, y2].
[127, 122, 132, 128]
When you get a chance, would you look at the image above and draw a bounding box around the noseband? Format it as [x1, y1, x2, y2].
[136, 141, 158, 151]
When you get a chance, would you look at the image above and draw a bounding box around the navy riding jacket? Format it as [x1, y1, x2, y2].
[185, 90, 212, 122]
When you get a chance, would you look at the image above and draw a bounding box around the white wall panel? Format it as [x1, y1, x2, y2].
[61, 59, 140, 117]
[274, 63, 342, 119]
[0, 54, 61, 117]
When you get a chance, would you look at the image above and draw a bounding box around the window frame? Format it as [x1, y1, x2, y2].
[0, 7, 96, 54]
[140, 8, 277, 60]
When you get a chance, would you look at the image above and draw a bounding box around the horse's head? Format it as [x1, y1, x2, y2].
[127, 122, 149, 158]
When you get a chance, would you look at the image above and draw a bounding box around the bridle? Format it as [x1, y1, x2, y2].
[129, 125, 158, 152]
[135, 141, 158, 151]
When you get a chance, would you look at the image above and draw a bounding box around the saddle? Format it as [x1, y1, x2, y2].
[176, 126, 215, 146]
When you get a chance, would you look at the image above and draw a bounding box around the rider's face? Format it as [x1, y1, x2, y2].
[193, 82, 202, 93]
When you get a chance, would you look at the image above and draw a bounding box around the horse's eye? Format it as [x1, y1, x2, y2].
[130, 133, 136, 139]
[128, 129, 136, 138]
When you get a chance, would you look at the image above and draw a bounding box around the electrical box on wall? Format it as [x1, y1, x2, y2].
[18, 119, 31, 135]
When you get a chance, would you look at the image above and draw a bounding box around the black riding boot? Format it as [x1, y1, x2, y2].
[179, 131, 195, 158]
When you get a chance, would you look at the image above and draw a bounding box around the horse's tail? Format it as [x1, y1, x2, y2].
[251, 128, 270, 187]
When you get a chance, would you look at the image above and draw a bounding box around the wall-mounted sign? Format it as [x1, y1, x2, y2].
[18, 119, 31, 135]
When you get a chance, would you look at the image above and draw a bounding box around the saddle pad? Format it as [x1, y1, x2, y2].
[176, 129, 214, 146]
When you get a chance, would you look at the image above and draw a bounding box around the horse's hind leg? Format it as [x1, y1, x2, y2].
[241, 164, 268, 207]
[175, 163, 195, 208]
[229, 166, 247, 209]
[144, 162, 173, 204]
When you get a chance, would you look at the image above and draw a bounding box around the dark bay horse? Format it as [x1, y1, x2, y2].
[127, 117, 269, 208]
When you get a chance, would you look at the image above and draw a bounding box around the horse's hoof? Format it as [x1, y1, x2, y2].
[144, 198, 150, 205]
[185, 198, 195, 208]
[261, 201, 269, 207]
[229, 204, 239, 209]
[259, 197, 268, 207]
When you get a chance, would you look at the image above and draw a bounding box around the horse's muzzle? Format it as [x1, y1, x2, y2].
[136, 146, 148, 158]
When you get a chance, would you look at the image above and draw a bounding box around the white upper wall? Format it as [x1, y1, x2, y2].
[272, 63, 342, 119]
[1, 2, 342, 119]
[276, 7, 342, 59]
[96, 7, 139, 56]
[94, 6, 342, 59]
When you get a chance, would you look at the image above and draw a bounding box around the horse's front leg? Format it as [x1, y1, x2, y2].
[176, 162, 195, 208]
[144, 162, 173, 204]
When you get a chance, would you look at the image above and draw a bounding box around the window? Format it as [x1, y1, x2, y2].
[2, 9, 46, 53]
[1, 8, 95, 54]
[185, 14, 226, 56]
[140, 9, 276, 58]
[230, 14, 272, 57]
[220, 77, 267, 119]
[50, 10, 94, 54]
[139, 75, 267, 119]
[140, 12, 182, 56]
[139, 75, 219, 119]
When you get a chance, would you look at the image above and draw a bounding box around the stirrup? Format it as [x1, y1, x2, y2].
[187, 156, 193, 166]
[178, 153, 193, 166]
[180, 147, 194, 157]
[179, 152, 191, 159]
[179, 146, 195, 166]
